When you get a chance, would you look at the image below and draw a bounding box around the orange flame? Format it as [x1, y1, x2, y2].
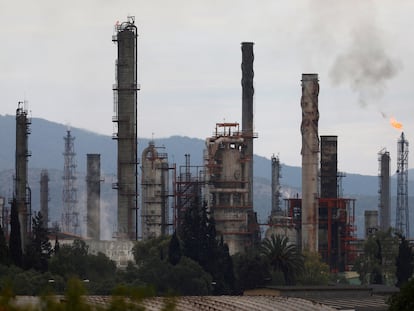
[390, 117, 403, 130]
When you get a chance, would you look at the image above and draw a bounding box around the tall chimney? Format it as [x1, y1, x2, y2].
[241, 42, 254, 206]
[300, 73, 319, 252]
[87, 154, 101, 240]
[15, 101, 31, 250]
[40, 169, 49, 229]
[320, 136, 338, 199]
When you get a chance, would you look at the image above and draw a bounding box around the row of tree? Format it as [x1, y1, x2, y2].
[3, 194, 413, 297]
[353, 229, 414, 287]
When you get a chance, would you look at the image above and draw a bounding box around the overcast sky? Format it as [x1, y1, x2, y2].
[1, 0, 413, 176]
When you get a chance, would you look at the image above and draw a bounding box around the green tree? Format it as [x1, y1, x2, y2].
[179, 197, 235, 294]
[388, 278, 414, 311]
[260, 234, 304, 285]
[24, 211, 52, 272]
[168, 230, 181, 266]
[354, 229, 398, 285]
[233, 250, 271, 292]
[132, 236, 170, 265]
[9, 198, 22, 267]
[137, 256, 212, 295]
[297, 251, 330, 285]
[395, 234, 414, 287]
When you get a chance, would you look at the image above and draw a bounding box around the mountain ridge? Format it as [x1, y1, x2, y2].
[1, 115, 413, 238]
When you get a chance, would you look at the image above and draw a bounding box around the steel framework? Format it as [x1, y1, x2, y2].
[62, 129, 79, 234]
[396, 132, 409, 237]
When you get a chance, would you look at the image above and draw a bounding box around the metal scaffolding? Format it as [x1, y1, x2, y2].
[62, 129, 79, 235]
[396, 132, 409, 237]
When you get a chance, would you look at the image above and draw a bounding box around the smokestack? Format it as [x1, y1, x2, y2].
[271, 155, 281, 215]
[241, 42, 254, 206]
[15, 101, 31, 250]
[320, 136, 338, 199]
[40, 170, 49, 229]
[87, 154, 101, 240]
[300, 73, 319, 252]
[378, 149, 391, 231]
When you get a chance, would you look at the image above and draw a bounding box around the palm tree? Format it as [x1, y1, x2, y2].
[260, 234, 304, 285]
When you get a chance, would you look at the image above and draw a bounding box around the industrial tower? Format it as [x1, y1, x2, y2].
[141, 141, 170, 239]
[378, 148, 391, 232]
[86, 154, 101, 240]
[300, 73, 320, 252]
[40, 169, 49, 229]
[204, 42, 259, 254]
[62, 129, 79, 235]
[15, 101, 31, 249]
[396, 132, 409, 238]
[112, 16, 139, 240]
[271, 155, 282, 216]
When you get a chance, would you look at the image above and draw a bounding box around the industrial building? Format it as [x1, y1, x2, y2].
[112, 16, 139, 240]
[205, 123, 259, 254]
[141, 141, 170, 239]
[15, 101, 31, 249]
[203, 42, 259, 254]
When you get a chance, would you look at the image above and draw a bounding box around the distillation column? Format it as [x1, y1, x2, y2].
[15, 101, 31, 249]
[87, 154, 101, 240]
[112, 16, 139, 239]
[40, 169, 49, 229]
[300, 73, 320, 252]
[396, 132, 409, 238]
[141, 142, 169, 240]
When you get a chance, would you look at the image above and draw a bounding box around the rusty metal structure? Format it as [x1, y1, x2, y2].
[205, 123, 259, 254]
[62, 129, 79, 235]
[265, 156, 298, 244]
[378, 148, 391, 232]
[284, 197, 356, 272]
[112, 16, 139, 240]
[40, 169, 49, 229]
[86, 154, 101, 240]
[284, 131, 356, 271]
[174, 154, 203, 231]
[202, 42, 259, 255]
[141, 141, 170, 239]
[300, 73, 319, 252]
[15, 101, 31, 249]
[396, 132, 409, 238]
